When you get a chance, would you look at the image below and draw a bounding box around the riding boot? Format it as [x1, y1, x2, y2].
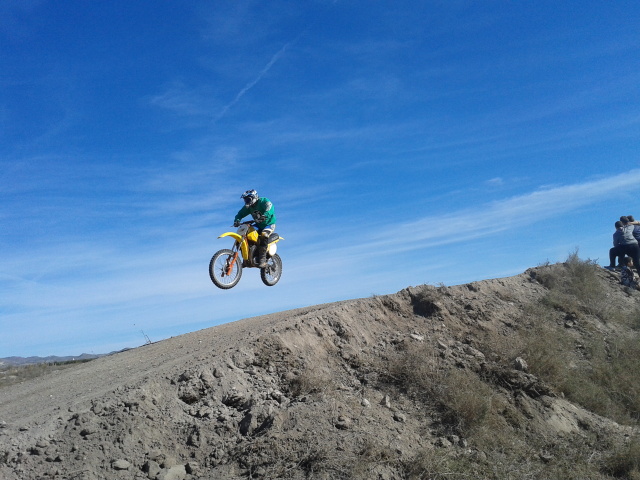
[256, 237, 268, 267]
[256, 246, 267, 268]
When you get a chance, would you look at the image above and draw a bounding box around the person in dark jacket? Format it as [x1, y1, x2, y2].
[620, 256, 639, 289]
[616, 216, 640, 276]
[606, 220, 625, 270]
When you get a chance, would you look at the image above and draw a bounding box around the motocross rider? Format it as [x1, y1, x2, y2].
[234, 190, 277, 268]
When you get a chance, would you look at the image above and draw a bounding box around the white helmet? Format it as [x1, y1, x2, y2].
[241, 189, 259, 207]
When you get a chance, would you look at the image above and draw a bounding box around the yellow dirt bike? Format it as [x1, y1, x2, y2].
[209, 222, 284, 289]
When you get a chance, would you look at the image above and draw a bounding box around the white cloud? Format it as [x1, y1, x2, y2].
[321, 169, 640, 258]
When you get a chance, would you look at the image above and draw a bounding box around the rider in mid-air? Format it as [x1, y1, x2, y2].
[234, 190, 276, 268]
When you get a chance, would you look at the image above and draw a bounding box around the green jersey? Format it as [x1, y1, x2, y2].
[234, 197, 276, 229]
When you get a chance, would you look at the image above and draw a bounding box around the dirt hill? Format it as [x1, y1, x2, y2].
[2, 256, 640, 480]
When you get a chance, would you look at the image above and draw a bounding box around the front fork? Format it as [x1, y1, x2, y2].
[225, 243, 241, 276]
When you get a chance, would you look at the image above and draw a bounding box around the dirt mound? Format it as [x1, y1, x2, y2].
[1, 259, 639, 479]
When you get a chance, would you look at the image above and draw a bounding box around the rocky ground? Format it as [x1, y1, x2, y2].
[1, 261, 639, 479]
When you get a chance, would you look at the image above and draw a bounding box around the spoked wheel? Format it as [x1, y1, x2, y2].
[209, 249, 243, 289]
[261, 253, 282, 286]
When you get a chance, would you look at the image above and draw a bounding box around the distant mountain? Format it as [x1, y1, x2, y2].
[0, 353, 102, 367]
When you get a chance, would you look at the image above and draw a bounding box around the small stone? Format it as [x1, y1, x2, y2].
[186, 462, 200, 475]
[514, 357, 528, 372]
[335, 416, 352, 430]
[539, 451, 554, 463]
[144, 460, 162, 477]
[159, 464, 187, 480]
[112, 459, 130, 470]
[393, 412, 406, 422]
[436, 437, 452, 448]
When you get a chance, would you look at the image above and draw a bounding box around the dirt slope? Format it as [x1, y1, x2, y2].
[1, 262, 639, 480]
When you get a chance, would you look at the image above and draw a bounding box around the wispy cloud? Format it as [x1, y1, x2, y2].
[313, 169, 640, 259]
[2, 169, 638, 356]
[214, 39, 297, 122]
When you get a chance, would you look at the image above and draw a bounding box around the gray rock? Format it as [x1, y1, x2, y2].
[143, 460, 162, 478]
[514, 357, 528, 372]
[436, 437, 452, 448]
[186, 461, 200, 475]
[112, 459, 131, 470]
[335, 415, 352, 430]
[393, 412, 407, 422]
[159, 464, 187, 480]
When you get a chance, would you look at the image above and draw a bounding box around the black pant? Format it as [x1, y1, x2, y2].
[619, 243, 640, 274]
[609, 246, 624, 267]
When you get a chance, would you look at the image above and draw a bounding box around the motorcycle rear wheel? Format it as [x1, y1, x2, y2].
[210, 248, 243, 289]
[261, 253, 282, 286]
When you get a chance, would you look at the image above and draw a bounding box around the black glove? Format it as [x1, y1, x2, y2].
[233, 220, 241, 227]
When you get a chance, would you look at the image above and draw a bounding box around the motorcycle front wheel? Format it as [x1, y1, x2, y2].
[210, 249, 243, 289]
[261, 253, 282, 286]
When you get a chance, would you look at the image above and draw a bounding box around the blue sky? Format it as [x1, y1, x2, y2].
[2, 1, 639, 357]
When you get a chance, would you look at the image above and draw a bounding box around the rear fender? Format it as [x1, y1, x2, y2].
[267, 235, 283, 256]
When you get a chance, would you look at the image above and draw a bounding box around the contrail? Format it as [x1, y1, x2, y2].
[214, 40, 294, 122]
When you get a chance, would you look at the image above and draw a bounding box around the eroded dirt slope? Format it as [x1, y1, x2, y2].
[1, 263, 638, 479]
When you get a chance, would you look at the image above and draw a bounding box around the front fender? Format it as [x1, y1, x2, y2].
[218, 232, 249, 259]
[218, 232, 243, 242]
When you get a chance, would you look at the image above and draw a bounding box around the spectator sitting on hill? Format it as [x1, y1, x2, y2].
[606, 220, 624, 271]
[617, 216, 640, 276]
[620, 256, 640, 290]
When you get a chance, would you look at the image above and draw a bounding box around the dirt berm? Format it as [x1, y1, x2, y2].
[1, 259, 640, 479]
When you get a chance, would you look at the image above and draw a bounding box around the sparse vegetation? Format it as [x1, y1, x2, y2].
[515, 252, 640, 425]
[0, 359, 93, 389]
[286, 365, 335, 399]
[386, 343, 492, 434]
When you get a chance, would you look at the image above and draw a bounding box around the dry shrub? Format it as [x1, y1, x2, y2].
[232, 433, 340, 479]
[536, 250, 621, 322]
[403, 447, 477, 480]
[411, 285, 445, 317]
[349, 439, 397, 480]
[387, 343, 491, 434]
[515, 305, 640, 424]
[519, 323, 571, 384]
[577, 337, 640, 424]
[286, 365, 334, 399]
[440, 368, 492, 432]
[603, 437, 640, 479]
